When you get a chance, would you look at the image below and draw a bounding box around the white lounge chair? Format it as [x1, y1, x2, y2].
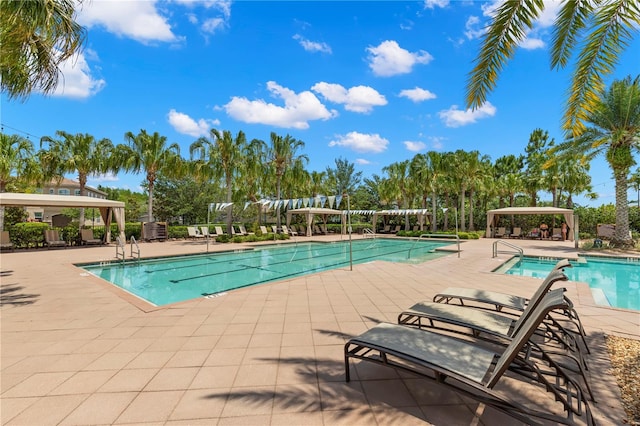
[281, 225, 297, 236]
[187, 226, 204, 239]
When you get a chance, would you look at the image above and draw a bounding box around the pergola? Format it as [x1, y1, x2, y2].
[372, 209, 431, 232]
[0, 193, 126, 243]
[485, 207, 575, 241]
[286, 207, 346, 237]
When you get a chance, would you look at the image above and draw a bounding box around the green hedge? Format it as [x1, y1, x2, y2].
[396, 230, 482, 239]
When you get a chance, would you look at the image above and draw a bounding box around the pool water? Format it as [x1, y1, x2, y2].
[498, 256, 640, 311]
[80, 239, 452, 306]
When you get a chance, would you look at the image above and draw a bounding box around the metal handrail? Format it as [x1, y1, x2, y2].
[115, 236, 126, 263]
[492, 240, 523, 259]
[362, 228, 375, 238]
[130, 236, 140, 261]
[409, 233, 460, 259]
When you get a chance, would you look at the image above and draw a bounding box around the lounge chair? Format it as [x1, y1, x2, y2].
[44, 229, 67, 249]
[509, 227, 522, 238]
[432, 259, 589, 353]
[379, 225, 391, 233]
[200, 226, 211, 238]
[272, 225, 279, 234]
[390, 225, 401, 234]
[259, 226, 271, 235]
[551, 228, 563, 240]
[80, 228, 102, 245]
[0, 231, 14, 251]
[282, 225, 297, 236]
[528, 228, 541, 239]
[239, 225, 254, 235]
[494, 227, 506, 238]
[187, 226, 204, 239]
[345, 293, 594, 425]
[398, 272, 593, 400]
[215, 226, 226, 236]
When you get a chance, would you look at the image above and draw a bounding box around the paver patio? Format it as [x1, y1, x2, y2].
[1, 236, 638, 425]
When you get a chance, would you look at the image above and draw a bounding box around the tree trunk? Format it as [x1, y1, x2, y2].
[468, 189, 475, 231]
[226, 175, 233, 235]
[431, 191, 437, 232]
[459, 188, 466, 232]
[612, 170, 633, 247]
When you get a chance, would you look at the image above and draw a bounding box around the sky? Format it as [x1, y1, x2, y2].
[2, 0, 639, 207]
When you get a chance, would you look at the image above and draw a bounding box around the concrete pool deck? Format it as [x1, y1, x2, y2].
[1, 235, 638, 425]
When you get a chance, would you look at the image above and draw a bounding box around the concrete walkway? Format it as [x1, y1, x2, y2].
[1, 236, 638, 425]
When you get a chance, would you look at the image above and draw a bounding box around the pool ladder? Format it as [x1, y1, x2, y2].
[115, 236, 141, 264]
[492, 240, 523, 260]
[362, 228, 375, 239]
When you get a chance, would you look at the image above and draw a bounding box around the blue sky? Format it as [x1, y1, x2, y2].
[3, 0, 639, 206]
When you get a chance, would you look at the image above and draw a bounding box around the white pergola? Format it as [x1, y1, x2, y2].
[0, 193, 126, 243]
[372, 209, 431, 232]
[485, 207, 575, 241]
[286, 207, 346, 236]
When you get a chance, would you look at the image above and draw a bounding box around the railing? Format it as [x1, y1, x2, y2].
[130, 236, 140, 261]
[409, 233, 461, 259]
[492, 240, 523, 259]
[362, 228, 375, 239]
[115, 236, 126, 263]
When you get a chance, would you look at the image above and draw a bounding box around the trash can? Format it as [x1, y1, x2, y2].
[593, 238, 602, 248]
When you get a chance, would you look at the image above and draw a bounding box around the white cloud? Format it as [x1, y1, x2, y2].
[520, 37, 545, 50]
[88, 172, 118, 183]
[399, 87, 436, 102]
[51, 52, 105, 99]
[465, 15, 485, 40]
[366, 40, 433, 77]
[427, 136, 446, 149]
[328, 132, 389, 153]
[438, 102, 496, 127]
[404, 141, 426, 152]
[77, 0, 179, 43]
[293, 34, 332, 54]
[424, 0, 449, 8]
[224, 81, 337, 129]
[355, 158, 371, 165]
[202, 17, 226, 34]
[167, 109, 219, 137]
[178, 0, 232, 34]
[311, 82, 387, 113]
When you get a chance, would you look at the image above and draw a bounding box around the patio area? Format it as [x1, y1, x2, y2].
[1, 236, 638, 425]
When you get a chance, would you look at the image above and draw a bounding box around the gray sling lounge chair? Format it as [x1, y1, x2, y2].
[44, 229, 67, 249]
[81, 229, 103, 245]
[0, 231, 14, 251]
[399, 282, 594, 401]
[345, 293, 594, 425]
[432, 259, 589, 353]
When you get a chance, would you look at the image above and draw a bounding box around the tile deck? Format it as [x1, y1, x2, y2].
[1, 235, 638, 425]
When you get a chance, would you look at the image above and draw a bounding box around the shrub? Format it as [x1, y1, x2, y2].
[10, 222, 49, 248]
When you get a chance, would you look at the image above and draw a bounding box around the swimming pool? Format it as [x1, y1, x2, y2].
[497, 255, 640, 311]
[80, 238, 452, 306]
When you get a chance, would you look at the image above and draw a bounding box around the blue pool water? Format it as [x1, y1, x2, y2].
[80, 239, 452, 306]
[498, 256, 640, 311]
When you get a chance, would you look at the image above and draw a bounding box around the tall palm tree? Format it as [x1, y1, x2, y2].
[466, 0, 639, 135]
[551, 76, 640, 247]
[190, 129, 246, 234]
[120, 130, 181, 223]
[239, 138, 267, 225]
[0, 133, 39, 192]
[524, 129, 553, 207]
[326, 157, 362, 196]
[266, 133, 307, 229]
[40, 131, 114, 226]
[382, 160, 411, 209]
[1, 0, 86, 100]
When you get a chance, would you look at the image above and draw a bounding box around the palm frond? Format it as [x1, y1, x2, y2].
[563, 0, 639, 136]
[466, 0, 544, 109]
[550, 0, 594, 69]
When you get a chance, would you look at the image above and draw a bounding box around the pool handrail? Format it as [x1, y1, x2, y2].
[131, 236, 140, 261]
[115, 236, 126, 263]
[493, 240, 523, 260]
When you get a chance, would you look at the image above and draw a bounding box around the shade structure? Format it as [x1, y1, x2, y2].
[372, 209, 431, 232]
[485, 207, 575, 241]
[0, 193, 126, 243]
[286, 207, 346, 236]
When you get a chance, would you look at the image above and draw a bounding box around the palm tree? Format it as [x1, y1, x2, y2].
[266, 133, 307, 229]
[382, 160, 411, 209]
[190, 129, 246, 234]
[1, 0, 86, 100]
[551, 76, 640, 247]
[239, 138, 267, 225]
[119, 130, 181, 223]
[524, 129, 553, 207]
[466, 1, 639, 135]
[0, 133, 40, 192]
[327, 157, 362, 196]
[40, 131, 114, 226]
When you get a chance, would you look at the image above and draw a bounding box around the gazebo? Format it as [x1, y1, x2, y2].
[485, 207, 575, 241]
[286, 207, 346, 237]
[0, 193, 126, 243]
